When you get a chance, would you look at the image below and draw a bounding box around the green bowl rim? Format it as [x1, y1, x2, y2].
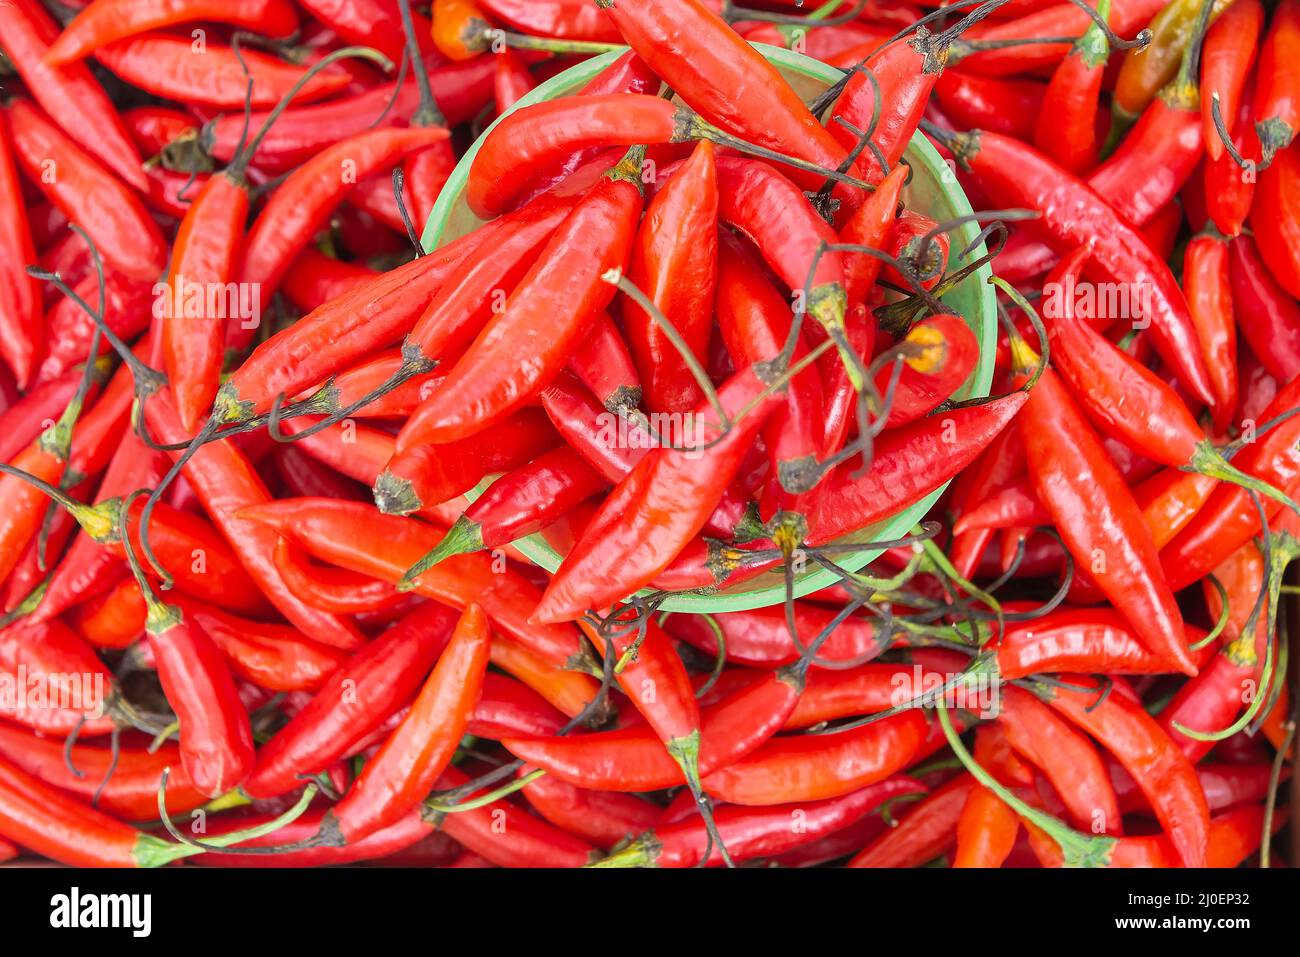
[422, 43, 996, 613]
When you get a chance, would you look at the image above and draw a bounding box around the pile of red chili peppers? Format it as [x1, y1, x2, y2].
[0, 0, 1295, 872]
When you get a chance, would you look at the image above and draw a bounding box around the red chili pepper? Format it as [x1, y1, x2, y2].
[520, 769, 661, 850]
[938, 125, 1216, 406]
[196, 806, 435, 868]
[35, 272, 151, 389]
[297, 0, 433, 63]
[879, 209, 951, 292]
[272, 538, 404, 615]
[848, 773, 975, 867]
[47, 0, 299, 65]
[1227, 233, 1300, 381]
[399, 155, 643, 449]
[121, 498, 255, 799]
[1042, 675, 1211, 867]
[202, 56, 495, 172]
[716, 231, 824, 523]
[840, 163, 908, 310]
[1042, 246, 1260, 493]
[1204, 81, 1259, 236]
[0, 364, 98, 468]
[25, 430, 159, 625]
[937, 71, 1047, 142]
[701, 710, 926, 806]
[959, 0, 1164, 77]
[714, 157, 857, 371]
[0, 361, 133, 589]
[809, 392, 1027, 546]
[878, 313, 979, 429]
[404, 194, 576, 364]
[1033, 0, 1110, 174]
[406, 446, 605, 572]
[953, 726, 1023, 868]
[493, 48, 536, 113]
[668, 603, 885, 671]
[622, 140, 718, 415]
[600, 0, 853, 195]
[176, 595, 347, 693]
[1252, 0, 1300, 163]
[0, 754, 222, 867]
[214, 218, 500, 425]
[566, 311, 642, 416]
[828, 27, 948, 187]
[428, 766, 598, 867]
[238, 128, 450, 319]
[0, 724, 204, 823]
[70, 577, 146, 650]
[1160, 373, 1300, 591]
[0, 617, 116, 736]
[1248, 136, 1300, 300]
[376, 408, 557, 515]
[993, 684, 1123, 834]
[242, 600, 459, 799]
[143, 387, 366, 649]
[1183, 232, 1237, 428]
[120, 105, 197, 156]
[0, 108, 41, 389]
[327, 604, 488, 843]
[600, 778, 922, 868]
[281, 249, 376, 314]
[994, 608, 1214, 680]
[1008, 323, 1196, 678]
[237, 497, 589, 669]
[468, 673, 566, 740]
[504, 668, 804, 792]
[7, 100, 166, 283]
[94, 34, 349, 109]
[479, 0, 621, 41]
[0, 0, 147, 190]
[534, 365, 782, 623]
[1200, 0, 1263, 161]
[490, 631, 604, 719]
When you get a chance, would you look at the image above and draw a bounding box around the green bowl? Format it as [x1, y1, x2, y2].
[423, 44, 995, 613]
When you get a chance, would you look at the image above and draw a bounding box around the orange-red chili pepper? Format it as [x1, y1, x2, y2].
[46, 0, 299, 65]
[7, 100, 165, 283]
[1043, 675, 1211, 867]
[1200, 0, 1263, 161]
[237, 497, 588, 669]
[0, 109, 41, 390]
[0, 0, 147, 190]
[599, 0, 854, 195]
[534, 365, 783, 623]
[1252, 0, 1300, 162]
[936, 124, 1217, 407]
[1009, 332, 1196, 676]
[242, 600, 459, 799]
[623, 140, 718, 415]
[94, 34, 349, 110]
[398, 154, 644, 448]
[327, 605, 488, 843]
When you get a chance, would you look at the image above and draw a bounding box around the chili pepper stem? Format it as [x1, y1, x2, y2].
[935, 698, 1115, 867]
[399, 515, 484, 588]
[586, 832, 661, 868]
[423, 767, 545, 813]
[679, 114, 871, 191]
[0, 463, 120, 541]
[149, 768, 321, 865]
[665, 731, 734, 868]
[1190, 441, 1300, 517]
